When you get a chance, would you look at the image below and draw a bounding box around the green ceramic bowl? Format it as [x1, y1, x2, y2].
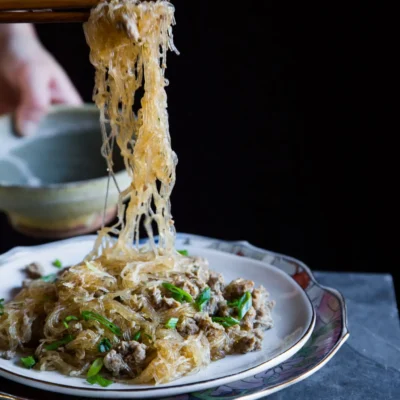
[0, 104, 130, 239]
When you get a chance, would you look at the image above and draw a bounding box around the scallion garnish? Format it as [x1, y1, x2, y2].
[177, 249, 189, 256]
[41, 274, 57, 283]
[21, 356, 36, 369]
[63, 315, 79, 329]
[87, 374, 113, 387]
[98, 338, 112, 353]
[227, 299, 240, 307]
[195, 287, 211, 311]
[52, 259, 62, 268]
[81, 311, 122, 336]
[162, 282, 193, 303]
[86, 358, 112, 387]
[237, 291, 252, 319]
[133, 331, 141, 341]
[212, 316, 240, 328]
[44, 334, 74, 350]
[0, 298, 4, 316]
[228, 291, 253, 320]
[165, 317, 179, 329]
[87, 358, 104, 378]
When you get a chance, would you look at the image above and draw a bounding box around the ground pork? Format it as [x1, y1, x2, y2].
[25, 262, 44, 279]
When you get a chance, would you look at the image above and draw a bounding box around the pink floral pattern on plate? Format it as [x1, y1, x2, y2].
[160, 234, 349, 400]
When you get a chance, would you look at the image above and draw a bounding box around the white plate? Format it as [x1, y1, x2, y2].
[0, 236, 315, 399]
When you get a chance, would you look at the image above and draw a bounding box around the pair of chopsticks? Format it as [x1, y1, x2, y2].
[0, 1, 100, 23]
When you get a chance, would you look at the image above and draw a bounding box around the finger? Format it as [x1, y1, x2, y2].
[50, 67, 83, 106]
[15, 64, 50, 136]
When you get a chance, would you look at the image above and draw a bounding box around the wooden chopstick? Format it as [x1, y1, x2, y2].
[0, 0, 99, 11]
[0, 11, 90, 23]
[0, 0, 156, 24]
[0, 0, 96, 23]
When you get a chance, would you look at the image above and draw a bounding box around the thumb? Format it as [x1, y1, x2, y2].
[15, 64, 51, 136]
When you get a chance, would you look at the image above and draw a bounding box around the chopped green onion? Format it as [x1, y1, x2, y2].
[237, 291, 252, 319]
[63, 315, 79, 329]
[195, 287, 211, 311]
[87, 374, 113, 387]
[162, 282, 193, 303]
[227, 299, 240, 307]
[21, 356, 36, 369]
[228, 291, 253, 320]
[177, 249, 189, 256]
[144, 333, 153, 341]
[44, 334, 74, 350]
[133, 331, 141, 341]
[52, 259, 62, 268]
[41, 274, 57, 283]
[165, 317, 179, 329]
[98, 338, 112, 353]
[212, 316, 240, 328]
[87, 358, 104, 378]
[0, 298, 4, 316]
[81, 311, 122, 336]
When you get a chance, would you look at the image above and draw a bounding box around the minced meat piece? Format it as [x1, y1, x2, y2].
[207, 271, 224, 294]
[252, 286, 268, 309]
[172, 275, 200, 298]
[149, 286, 163, 307]
[234, 333, 262, 353]
[241, 306, 256, 331]
[110, 340, 147, 376]
[252, 287, 275, 330]
[104, 350, 130, 376]
[254, 301, 274, 330]
[69, 322, 83, 335]
[25, 262, 44, 279]
[217, 299, 232, 317]
[224, 278, 254, 299]
[195, 314, 224, 332]
[194, 314, 230, 360]
[120, 341, 147, 363]
[204, 296, 218, 315]
[203, 293, 226, 316]
[161, 296, 181, 308]
[254, 328, 264, 340]
[191, 258, 210, 284]
[177, 317, 199, 336]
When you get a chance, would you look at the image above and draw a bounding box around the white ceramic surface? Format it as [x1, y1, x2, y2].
[0, 236, 315, 399]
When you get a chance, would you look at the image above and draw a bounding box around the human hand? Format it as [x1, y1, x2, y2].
[0, 24, 82, 136]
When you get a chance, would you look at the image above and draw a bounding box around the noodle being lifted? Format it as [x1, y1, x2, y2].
[0, 0, 275, 386]
[85, 0, 178, 256]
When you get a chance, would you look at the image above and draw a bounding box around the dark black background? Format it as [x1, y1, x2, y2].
[0, 2, 397, 301]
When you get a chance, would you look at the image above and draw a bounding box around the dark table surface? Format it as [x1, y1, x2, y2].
[1, 271, 399, 400]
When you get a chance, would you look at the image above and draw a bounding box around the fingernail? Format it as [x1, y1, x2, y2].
[21, 120, 37, 136]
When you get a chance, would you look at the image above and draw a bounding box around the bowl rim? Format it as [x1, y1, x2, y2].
[0, 104, 129, 190]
